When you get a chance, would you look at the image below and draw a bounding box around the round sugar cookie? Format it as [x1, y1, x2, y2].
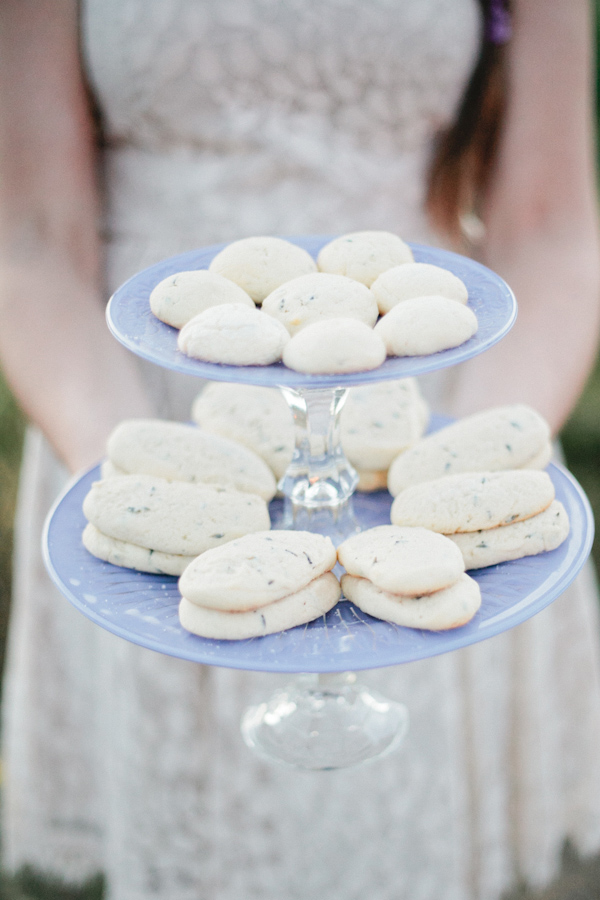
[447, 500, 570, 570]
[82, 523, 196, 576]
[390, 470, 555, 534]
[282, 318, 386, 374]
[341, 573, 481, 631]
[179, 572, 341, 640]
[374, 295, 478, 357]
[179, 530, 337, 611]
[178, 304, 290, 366]
[317, 231, 414, 286]
[338, 525, 464, 596]
[208, 236, 317, 303]
[107, 418, 276, 501]
[262, 272, 378, 336]
[340, 378, 429, 471]
[191, 383, 294, 480]
[371, 263, 468, 314]
[83, 474, 270, 557]
[149, 270, 255, 329]
[387, 404, 552, 496]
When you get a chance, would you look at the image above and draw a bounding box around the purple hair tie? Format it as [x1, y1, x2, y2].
[486, 0, 512, 45]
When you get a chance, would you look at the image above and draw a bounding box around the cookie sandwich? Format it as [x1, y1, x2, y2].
[390, 470, 569, 569]
[82, 474, 271, 575]
[178, 531, 340, 639]
[338, 525, 480, 630]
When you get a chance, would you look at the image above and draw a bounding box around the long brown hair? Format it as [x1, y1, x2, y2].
[426, 0, 510, 243]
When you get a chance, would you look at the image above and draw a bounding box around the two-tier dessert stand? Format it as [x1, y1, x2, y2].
[43, 235, 594, 770]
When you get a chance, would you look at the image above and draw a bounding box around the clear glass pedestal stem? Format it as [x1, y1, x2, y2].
[277, 385, 360, 544]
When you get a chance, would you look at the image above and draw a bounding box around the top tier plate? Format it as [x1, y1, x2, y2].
[106, 235, 516, 388]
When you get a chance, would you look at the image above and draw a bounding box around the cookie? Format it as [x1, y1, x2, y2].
[355, 469, 388, 492]
[340, 378, 429, 471]
[338, 525, 465, 596]
[178, 572, 341, 640]
[522, 441, 553, 470]
[282, 318, 386, 374]
[83, 474, 270, 557]
[390, 470, 555, 534]
[191, 383, 294, 480]
[447, 500, 570, 569]
[262, 272, 378, 335]
[374, 295, 477, 357]
[317, 231, 414, 286]
[177, 304, 290, 365]
[149, 270, 255, 329]
[387, 404, 552, 496]
[370, 263, 468, 314]
[207, 236, 317, 303]
[82, 523, 195, 576]
[100, 459, 126, 479]
[178, 530, 337, 611]
[341, 573, 481, 631]
[106, 419, 276, 501]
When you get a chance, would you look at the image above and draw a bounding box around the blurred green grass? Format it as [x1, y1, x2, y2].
[0, 374, 24, 689]
[561, 355, 600, 573]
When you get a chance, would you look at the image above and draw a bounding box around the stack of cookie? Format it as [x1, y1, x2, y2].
[178, 531, 340, 639]
[338, 525, 481, 630]
[149, 231, 478, 373]
[82, 474, 271, 576]
[385, 403, 569, 569]
[390, 469, 569, 569]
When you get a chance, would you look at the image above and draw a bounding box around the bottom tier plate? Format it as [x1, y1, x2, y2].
[43, 463, 593, 673]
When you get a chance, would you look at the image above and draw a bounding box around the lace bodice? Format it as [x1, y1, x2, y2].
[81, 0, 481, 258]
[83, 0, 480, 157]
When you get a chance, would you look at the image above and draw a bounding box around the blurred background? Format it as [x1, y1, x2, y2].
[0, 8, 599, 900]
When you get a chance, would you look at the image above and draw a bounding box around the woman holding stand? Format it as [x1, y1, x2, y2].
[0, 1, 599, 898]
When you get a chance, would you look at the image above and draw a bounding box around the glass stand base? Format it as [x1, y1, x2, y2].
[240, 672, 409, 770]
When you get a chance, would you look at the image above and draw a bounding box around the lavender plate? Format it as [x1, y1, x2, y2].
[43, 462, 592, 673]
[106, 235, 517, 389]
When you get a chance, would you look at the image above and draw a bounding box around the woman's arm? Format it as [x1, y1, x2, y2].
[451, 0, 600, 434]
[0, 0, 155, 473]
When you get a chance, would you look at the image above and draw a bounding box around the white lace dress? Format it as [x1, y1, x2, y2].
[4, 2, 600, 898]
